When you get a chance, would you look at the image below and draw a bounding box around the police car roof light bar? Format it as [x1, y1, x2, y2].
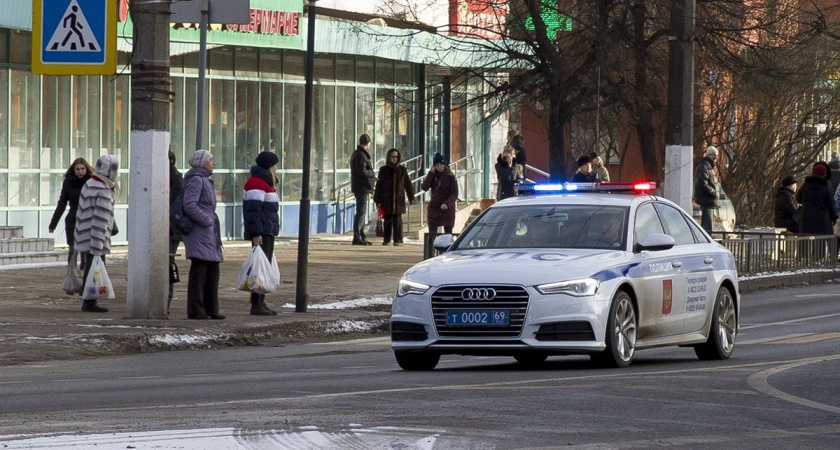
[518, 181, 656, 196]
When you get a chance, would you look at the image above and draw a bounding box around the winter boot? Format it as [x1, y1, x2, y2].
[81, 300, 108, 313]
[250, 303, 274, 316]
[260, 301, 278, 316]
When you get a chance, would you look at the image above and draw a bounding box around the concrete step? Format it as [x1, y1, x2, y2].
[0, 226, 23, 239]
[0, 251, 64, 266]
[0, 238, 56, 254]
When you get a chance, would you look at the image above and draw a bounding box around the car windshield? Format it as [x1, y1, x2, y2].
[453, 204, 629, 250]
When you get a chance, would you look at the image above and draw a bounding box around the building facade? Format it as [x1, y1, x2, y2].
[0, 0, 506, 244]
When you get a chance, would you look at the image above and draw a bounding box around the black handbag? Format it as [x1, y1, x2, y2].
[375, 217, 385, 237]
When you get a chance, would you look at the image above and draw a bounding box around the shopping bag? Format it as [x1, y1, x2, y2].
[237, 246, 280, 294]
[62, 252, 83, 295]
[82, 255, 115, 300]
[375, 206, 385, 237]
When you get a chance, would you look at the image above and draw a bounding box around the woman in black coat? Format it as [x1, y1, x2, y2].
[796, 165, 837, 235]
[48, 157, 94, 266]
[495, 153, 518, 200]
[374, 148, 415, 246]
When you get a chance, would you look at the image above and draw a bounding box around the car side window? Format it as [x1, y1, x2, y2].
[655, 203, 695, 246]
[634, 203, 664, 245]
[685, 215, 711, 243]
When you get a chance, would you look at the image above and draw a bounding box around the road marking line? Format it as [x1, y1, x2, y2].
[794, 293, 840, 298]
[309, 337, 390, 346]
[765, 332, 840, 344]
[747, 354, 840, 415]
[740, 312, 840, 330]
[737, 333, 812, 345]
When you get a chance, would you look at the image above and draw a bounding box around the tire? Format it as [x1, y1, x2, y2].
[514, 353, 548, 367]
[694, 287, 737, 360]
[591, 291, 636, 368]
[394, 351, 440, 371]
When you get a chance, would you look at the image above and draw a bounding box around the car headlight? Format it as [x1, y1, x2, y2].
[397, 279, 430, 297]
[536, 278, 599, 296]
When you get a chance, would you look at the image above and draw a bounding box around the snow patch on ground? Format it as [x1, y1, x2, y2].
[739, 267, 840, 280]
[281, 296, 392, 310]
[323, 319, 386, 334]
[0, 262, 66, 271]
[147, 334, 220, 346]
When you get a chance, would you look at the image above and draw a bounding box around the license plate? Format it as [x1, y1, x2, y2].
[446, 310, 510, 326]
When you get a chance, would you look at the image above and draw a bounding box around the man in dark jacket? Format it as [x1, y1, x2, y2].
[796, 164, 837, 235]
[693, 146, 722, 233]
[773, 176, 799, 233]
[495, 152, 518, 200]
[350, 134, 375, 245]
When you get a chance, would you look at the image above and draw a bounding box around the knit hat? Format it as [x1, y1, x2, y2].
[576, 155, 592, 167]
[94, 154, 119, 182]
[781, 176, 797, 187]
[830, 151, 840, 169]
[188, 149, 213, 169]
[433, 153, 446, 166]
[255, 151, 279, 169]
[705, 146, 718, 157]
[812, 164, 827, 178]
[589, 151, 599, 160]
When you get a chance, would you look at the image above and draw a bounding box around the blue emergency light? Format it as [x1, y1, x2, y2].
[518, 181, 657, 196]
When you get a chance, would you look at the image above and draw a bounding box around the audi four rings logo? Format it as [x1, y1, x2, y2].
[461, 288, 496, 301]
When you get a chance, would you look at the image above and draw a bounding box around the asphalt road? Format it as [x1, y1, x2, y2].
[1, 283, 839, 449]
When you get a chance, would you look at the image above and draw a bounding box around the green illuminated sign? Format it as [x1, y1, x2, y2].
[524, 6, 572, 36]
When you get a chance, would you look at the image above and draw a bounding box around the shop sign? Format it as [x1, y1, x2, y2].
[449, 0, 507, 40]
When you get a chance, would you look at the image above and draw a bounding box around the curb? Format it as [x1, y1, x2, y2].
[739, 269, 840, 293]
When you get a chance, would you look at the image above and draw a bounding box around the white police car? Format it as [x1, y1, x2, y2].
[391, 182, 739, 370]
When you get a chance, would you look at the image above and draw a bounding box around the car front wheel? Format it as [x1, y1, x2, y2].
[591, 290, 636, 368]
[394, 350, 440, 371]
[694, 287, 737, 360]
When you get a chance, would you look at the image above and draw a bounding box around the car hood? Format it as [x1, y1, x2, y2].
[402, 248, 627, 287]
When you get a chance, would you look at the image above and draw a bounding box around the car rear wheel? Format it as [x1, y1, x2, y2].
[694, 287, 737, 360]
[394, 350, 440, 371]
[514, 353, 548, 367]
[591, 291, 636, 368]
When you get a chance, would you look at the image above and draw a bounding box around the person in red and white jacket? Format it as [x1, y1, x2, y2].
[243, 151, 280, 316]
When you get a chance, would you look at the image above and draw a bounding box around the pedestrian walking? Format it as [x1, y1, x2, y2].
[350, 134, 376, 246]
[421, 153, 458, 235]
[495, 152, 518, 200]
[243, 151, 280, 316]
[168, 150, 184, 313]
[773, 175, 799, 233]
[589, 151, 610, 182]
[829, 152, 840, 189]
[48, 157, 93, 268]
[571, 155, 597, 183]
[74, 155, 119, 313]
[374, 148, 415, 246]
[181, 150, 225, 320]
[796, 164, 837, 235]
[693, 146, 722, 233]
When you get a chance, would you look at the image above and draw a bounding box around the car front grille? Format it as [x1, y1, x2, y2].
[431, 285, 529, 337]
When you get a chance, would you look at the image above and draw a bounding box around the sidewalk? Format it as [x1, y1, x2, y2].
[2, 235, 839, 367]
[0, 236, 422, 366]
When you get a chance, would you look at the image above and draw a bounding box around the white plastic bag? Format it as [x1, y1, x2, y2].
[62, 252, 83, 295]
[82, 255, 115, 300]
[237, 246, 281, 294]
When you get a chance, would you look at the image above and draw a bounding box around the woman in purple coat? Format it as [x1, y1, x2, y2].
[421, 153, 458, 235]
[181, 150, 225, 320]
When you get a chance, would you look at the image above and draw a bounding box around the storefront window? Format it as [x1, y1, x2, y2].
[357, 57, 374, 84]
[336, 55, 354, 82]
[236, 48, 259, 78]
[8, 173, 38, 206]
[259, 82, 282, 156]
[184, 78, 208, 153]
[313, 85, 335, 201]
[9, 31, 29, 64]
[73, 76, 102, 164]
[0, 70, 10, 169]
[376, 60, 394, 85]
[395, 61, 413, 84]
[376, 89, 395, 151]
[235, 80, 260, 168]
[209, 79, 235, 169]
[336, 86, 356, 171]
[261, 49, 282, 78]
[357, 87, 375, 159]
[41, 173, 63, 206]
[209, 48, 233, 77]
[315, 55, 334, 82]
[0, 174, 6, 207]
[284, 51, 304, 80]
[41, 76, 71, 170]
[115, 172, 129, 204]
[9, 69, 39, 169]
[102, 75, 130, 168]
[396, 91, 414, 156]
[170, 77, 185, 163]
[212, 172, 235, 204]
[282, 84, 304, 171]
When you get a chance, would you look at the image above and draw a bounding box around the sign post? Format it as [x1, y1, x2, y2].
[32, 0, 117, 75]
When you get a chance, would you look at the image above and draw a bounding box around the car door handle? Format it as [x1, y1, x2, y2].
[704, 258, 714, 264]
[671, 261, 683, 268]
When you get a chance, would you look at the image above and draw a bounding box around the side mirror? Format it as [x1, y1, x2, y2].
[433, 234, 455, 253]
[634, 233, 676, 253]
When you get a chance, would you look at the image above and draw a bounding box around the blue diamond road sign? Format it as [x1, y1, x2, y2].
[32, 0, 116, 75]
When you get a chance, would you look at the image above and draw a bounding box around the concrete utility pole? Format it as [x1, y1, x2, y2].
[126, 0, 172, 319]
[664, 0, 695, 214]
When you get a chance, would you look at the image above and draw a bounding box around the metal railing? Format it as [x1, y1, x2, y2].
[711, 231, 837, 275]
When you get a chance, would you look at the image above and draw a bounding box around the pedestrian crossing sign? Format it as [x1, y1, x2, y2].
[32, 0, 117, 75]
